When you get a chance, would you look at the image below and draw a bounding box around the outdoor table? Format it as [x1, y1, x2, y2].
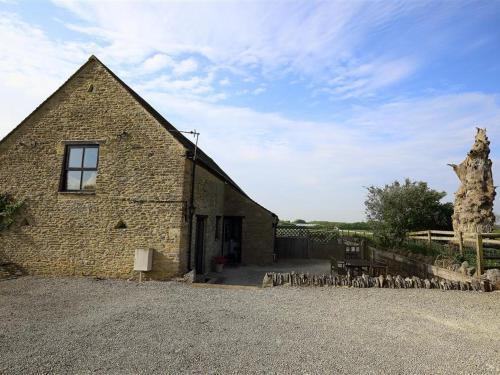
[344, 259, 388, 276]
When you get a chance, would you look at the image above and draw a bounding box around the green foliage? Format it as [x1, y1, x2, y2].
[402, 239, 447, 258]
[0, 193, 24, 232]
[308, 221, 371, 230]
[308, 228, 339, 242]
[278, 220, 296, 228]
[365, 179, 452, 247]
[433, 202, 454, 230]
[279, 219, 371, 230]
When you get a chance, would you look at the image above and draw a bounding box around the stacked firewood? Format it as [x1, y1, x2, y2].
[262, 272, 493, 292]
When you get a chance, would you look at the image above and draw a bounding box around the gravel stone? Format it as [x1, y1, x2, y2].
[1, 277, 499, 374]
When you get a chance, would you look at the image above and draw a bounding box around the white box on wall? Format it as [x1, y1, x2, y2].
[134, 249, 153, 271]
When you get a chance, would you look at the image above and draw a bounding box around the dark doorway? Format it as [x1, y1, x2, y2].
[222, 217, 242, 264]
[195, 216, 206, 274]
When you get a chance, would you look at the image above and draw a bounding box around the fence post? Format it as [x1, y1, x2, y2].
[475, 232, 484, 276]
[307, 235, 312, 259]
[458, 232, 464, 256]
[427, 230, 432, 249]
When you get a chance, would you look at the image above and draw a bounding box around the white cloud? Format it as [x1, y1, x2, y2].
[326, 58, 418, 98]
[135, 70, 219, 101]
[252, 87, 266, 95]
[0, 12, 95, 122]
[0, 12, 93, 95]
[1, 3, 499, 221]
[1, 21, 498, 221]
[172, 58, 198, 76]
[142, 90, 500, 221]
[51, 0, 431, 96]
[142, 53, 174, 73]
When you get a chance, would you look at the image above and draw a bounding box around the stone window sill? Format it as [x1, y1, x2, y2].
[58, 191, 96, 196]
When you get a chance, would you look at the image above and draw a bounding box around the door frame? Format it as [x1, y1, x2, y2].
[221, 216, 243, 264]
[194, 215, 207, 274]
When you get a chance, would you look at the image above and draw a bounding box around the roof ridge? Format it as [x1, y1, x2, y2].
[0, 55, 277, 217]
[90, 56, 250, 198]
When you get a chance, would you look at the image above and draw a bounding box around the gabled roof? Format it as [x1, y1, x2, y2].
[0, 55, 276, 217]
[89, 56, 248, 198]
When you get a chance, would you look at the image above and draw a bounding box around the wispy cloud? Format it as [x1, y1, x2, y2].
[0, 11, 95, 124]
[325, 58, 418, 98]
[172, 58, 198, 76]
[142, 53, 174, 73]
[1, 1, 499, 221]
[142, 90, 500, 220]
[50, 0, 436, 98]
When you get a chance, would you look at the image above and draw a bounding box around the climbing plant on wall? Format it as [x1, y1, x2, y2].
[0, 193, 24, 232]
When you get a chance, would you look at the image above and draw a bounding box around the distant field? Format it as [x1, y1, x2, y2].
[279, 220, 370, 231]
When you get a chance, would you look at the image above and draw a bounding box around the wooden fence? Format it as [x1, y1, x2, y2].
[407, 230, 500, 275]
[276, 227, 349, 259]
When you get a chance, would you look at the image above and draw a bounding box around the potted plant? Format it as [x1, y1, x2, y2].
[214, 256, 227, 273]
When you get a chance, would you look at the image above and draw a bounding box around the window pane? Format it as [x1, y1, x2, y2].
[66, 171, 82, 190]
[82, 171, 97, 190]
[83, 147, 98, 168]
[68, 147, 83, 168]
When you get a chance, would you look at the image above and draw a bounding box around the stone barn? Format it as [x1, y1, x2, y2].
[0, 56, 277, 280]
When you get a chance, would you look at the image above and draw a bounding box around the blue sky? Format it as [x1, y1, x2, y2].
[1, 0, 500, 221]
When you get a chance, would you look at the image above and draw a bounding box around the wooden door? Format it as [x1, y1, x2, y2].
[195, 216, 206, 274]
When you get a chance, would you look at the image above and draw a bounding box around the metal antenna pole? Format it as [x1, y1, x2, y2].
[165, 128, 200, 272]
[187, 130, 199, 271]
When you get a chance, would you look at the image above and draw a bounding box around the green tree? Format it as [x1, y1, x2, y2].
[0, 193, 24, 232]
[365, 179, 452, 246]
[293, 219, 306, 224]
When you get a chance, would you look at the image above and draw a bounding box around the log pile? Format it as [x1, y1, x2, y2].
[262, 272, 493, 292]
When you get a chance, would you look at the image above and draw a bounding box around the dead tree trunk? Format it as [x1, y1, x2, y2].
[449, 128, 496, 234]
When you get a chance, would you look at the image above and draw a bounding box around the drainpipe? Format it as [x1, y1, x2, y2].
[166, 129, 200, 272]
[186, 131, 199, 271]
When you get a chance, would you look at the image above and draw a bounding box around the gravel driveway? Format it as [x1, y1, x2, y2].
[1, 277, 499, 374]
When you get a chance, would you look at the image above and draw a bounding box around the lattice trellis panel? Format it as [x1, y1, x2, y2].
[276, 226, 340, 244]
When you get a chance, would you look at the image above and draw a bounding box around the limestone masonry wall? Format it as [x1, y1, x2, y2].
[0, 59, 189, 280]
[186, 163, 277, 270]
[189, 163, 225, 272]
[0, 57, 276, 279]
[224, 186, 276, 265]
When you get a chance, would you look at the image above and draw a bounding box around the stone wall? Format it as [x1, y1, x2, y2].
[0, 57, 277, 279]
[184, 162, 277, 270]
[188, 163, 225, 272]
[224, 186, 277, 265]
[0, 58, 189, 280]
[262, 272, 494, 291]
